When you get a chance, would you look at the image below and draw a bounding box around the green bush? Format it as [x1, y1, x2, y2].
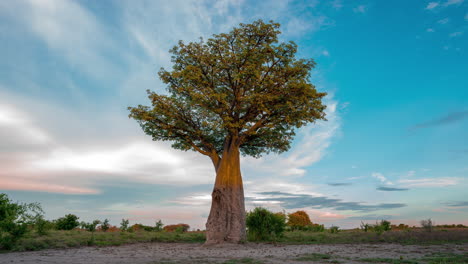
[120, 219, 129, 231]
[328, 225, 340, 233]
[246, 207, 286, 241]
[304, 223, 325, 232]
[155, 220, 164, 231]
[55, 214, 79, 230]
[0, 193, 43, 249]
[35, 216, 53, 235]
[81, 220, 101, 232]
[101, 219, 110, 232]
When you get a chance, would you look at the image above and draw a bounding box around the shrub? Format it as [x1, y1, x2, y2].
[101, 219, 110, 232]
[421, 218, 433, 232]
[246, 207, 286, 241]
[120, 219, 129, 231]
[81, 220, 101, 232]
[155, 220, 164, 231]
[0, 193, 43, 249]
[360, 221, 371, 232]
[287, 210, 312, 231]
[55, 214, 80, 230]
[328, 225, 340, 233]
[163, 224, 189, 232]
[35, 216, 53, 236]
[306, 223, 325, 232]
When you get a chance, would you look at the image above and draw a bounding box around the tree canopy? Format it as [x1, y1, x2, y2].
[128, 20, 327, 160]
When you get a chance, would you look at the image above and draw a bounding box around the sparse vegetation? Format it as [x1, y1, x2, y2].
[295, 252, 331, 261]
[421, 218, 434, 232]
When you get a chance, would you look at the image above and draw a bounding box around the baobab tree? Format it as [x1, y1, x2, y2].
[128, 20, 327, 244]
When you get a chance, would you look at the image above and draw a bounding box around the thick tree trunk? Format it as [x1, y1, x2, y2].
[205, 138, 246, 244]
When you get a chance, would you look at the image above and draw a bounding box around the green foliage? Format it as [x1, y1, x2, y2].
[81, 220, 101, 232]
[0, 193, 43, 249]
[128, 20, 327, 160]
[361, 221, 371, 232]
[120, 219, 129, 231]
[55, 214, 79, 230]
[328, 225, 340, 233]
[246, 207, 286, 241]
[304, 223, 325, 232]
[361, 220, 392, 234]
[155, 220, 164, 232]
[101, 219, 110, 232]
[35, 216, 53, 236]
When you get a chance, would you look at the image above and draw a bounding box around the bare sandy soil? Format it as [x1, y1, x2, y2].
[1, 242, 466, 264]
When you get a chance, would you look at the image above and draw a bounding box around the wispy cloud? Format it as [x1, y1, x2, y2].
[251, 191, 406, 212]
[445, 201, 468, 207]
[353, 5, 368, 13]
[443, 0, 464, 6]
[377, 186, 409, 192]
[328, 183, 352, 186]
[399, 177, 461, 187]
[372, 172, 393, 185]
[331, 0, 343, 10]
[427, 28, 435, 32]
[449, 31, 463, 37]
[347, 214, 394, 220]
[425, 2, 440, 9]
[410, 110, 468, 130]
[438, 18, 450, 24]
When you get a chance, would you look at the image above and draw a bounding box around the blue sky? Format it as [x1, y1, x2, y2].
[0, 0, 467, 229]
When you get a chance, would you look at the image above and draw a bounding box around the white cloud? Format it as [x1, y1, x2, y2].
[353, 5, 367, 13]
[331, 0, 343, 10]
[399, 177, 461, 187]
[372, 172, 393, 185]
[449, 31, 463, 37]
[427, 28, 435, 32]
[443, 0, 464, 6]
[425, 2, 440, 9]
[322, 50, 330, 56]
[438, 18, 450, 24]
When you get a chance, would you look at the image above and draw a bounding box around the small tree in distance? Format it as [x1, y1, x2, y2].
[128, 20, 327, 244]
[287, 210, 313, 230]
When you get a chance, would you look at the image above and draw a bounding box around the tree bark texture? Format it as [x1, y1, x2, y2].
[205, 138, 246, 244]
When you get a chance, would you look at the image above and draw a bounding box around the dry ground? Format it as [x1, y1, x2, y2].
[1, 242, 467, 264]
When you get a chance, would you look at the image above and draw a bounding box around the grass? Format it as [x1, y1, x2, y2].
[223, 258, 264, 264]
[9, 230, 205, 252]
[295, 252, 332, 261]
[422, 252, 468, 264]
[278, 229, 468, 245]
[3, 228, 468, 252]
[358, 257, 419, 264]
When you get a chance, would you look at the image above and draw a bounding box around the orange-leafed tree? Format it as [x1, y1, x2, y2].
[128, 20, 327, 244]
[287, 210, 312, 230]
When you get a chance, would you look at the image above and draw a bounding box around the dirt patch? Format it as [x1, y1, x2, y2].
[1, 242, 467, 264]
